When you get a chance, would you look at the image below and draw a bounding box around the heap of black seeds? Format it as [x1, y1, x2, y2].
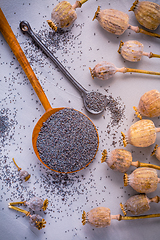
[37, 108, 99, 173]
[85, 92, 107, 113]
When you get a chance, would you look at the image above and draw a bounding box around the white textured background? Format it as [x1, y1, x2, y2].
[0, 0, 160, 239]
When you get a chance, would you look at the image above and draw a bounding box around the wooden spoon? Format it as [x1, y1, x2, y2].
[0, 8, 99, 173]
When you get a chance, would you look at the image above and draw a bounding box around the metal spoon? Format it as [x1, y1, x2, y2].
[19, 21, 107, 115]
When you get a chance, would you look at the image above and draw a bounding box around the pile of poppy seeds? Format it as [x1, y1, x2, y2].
[37, 108, 99, 173]
[85, 92, 107, 113]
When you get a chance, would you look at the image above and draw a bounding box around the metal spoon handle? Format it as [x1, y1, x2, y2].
[20, 21, 87, 95]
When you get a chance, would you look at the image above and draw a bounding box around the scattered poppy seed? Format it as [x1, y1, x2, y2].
[0, 108, 17, 147]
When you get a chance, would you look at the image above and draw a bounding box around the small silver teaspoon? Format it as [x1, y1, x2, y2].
[19, 21, 107, 115]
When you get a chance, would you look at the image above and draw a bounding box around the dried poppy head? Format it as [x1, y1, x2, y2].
[129, 0, 160, 30]
[8, 205, 46, 230]
[9, 197, 48, 212]
[47, 0, 88, 31]
[118, 40, 160, 62]
[124, 167, 160, 193]
[133, 90, 160, 119]
[12, 158, 30, 181]
[120, 194, 160, 215]
[121, 119, 160, 148]
[82, 206, 160, 228]
[93, 6, 160, 38]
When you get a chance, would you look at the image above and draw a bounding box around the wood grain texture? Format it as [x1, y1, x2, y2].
[0, 8, 52, 112]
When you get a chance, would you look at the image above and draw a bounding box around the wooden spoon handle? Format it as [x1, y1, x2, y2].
[0, 8, 52, 112]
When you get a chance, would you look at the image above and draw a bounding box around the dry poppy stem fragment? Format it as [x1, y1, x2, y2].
[12, 158, 31, 181]
[101, 149, 160, 173]
[124, 167, 160, 193]
[47, 0, 88, 31]
[89, 61, 160, 81]
[120, 194, 160, 216]
[121, 119, 160, 148]
[9, 197, 48, 211]
[129, 0, 160, 31]
[151, 144, 160, 161]
[133, 90, 160, 120]
[118, 40, 160, 62]
[82, 207, 160, 228]
[8, 205, 46, 230]
[93, 7, 160, 38]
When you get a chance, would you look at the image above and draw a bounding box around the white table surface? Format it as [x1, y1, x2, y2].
[0, 0, 160, 239]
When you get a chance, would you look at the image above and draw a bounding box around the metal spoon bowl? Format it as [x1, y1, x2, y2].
[20, 21, 107, 115]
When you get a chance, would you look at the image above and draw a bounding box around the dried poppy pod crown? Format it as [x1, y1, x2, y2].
[124, 167, 160, 193]
[121, 119, 160, 148]
[151, 144, 160, 161]
[47, 0, 88, 31]
[120, 194, 160, 216]
[129, 0, 160, 30]
[133, 90, 160, 120]
[101, 148, 160, 173]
